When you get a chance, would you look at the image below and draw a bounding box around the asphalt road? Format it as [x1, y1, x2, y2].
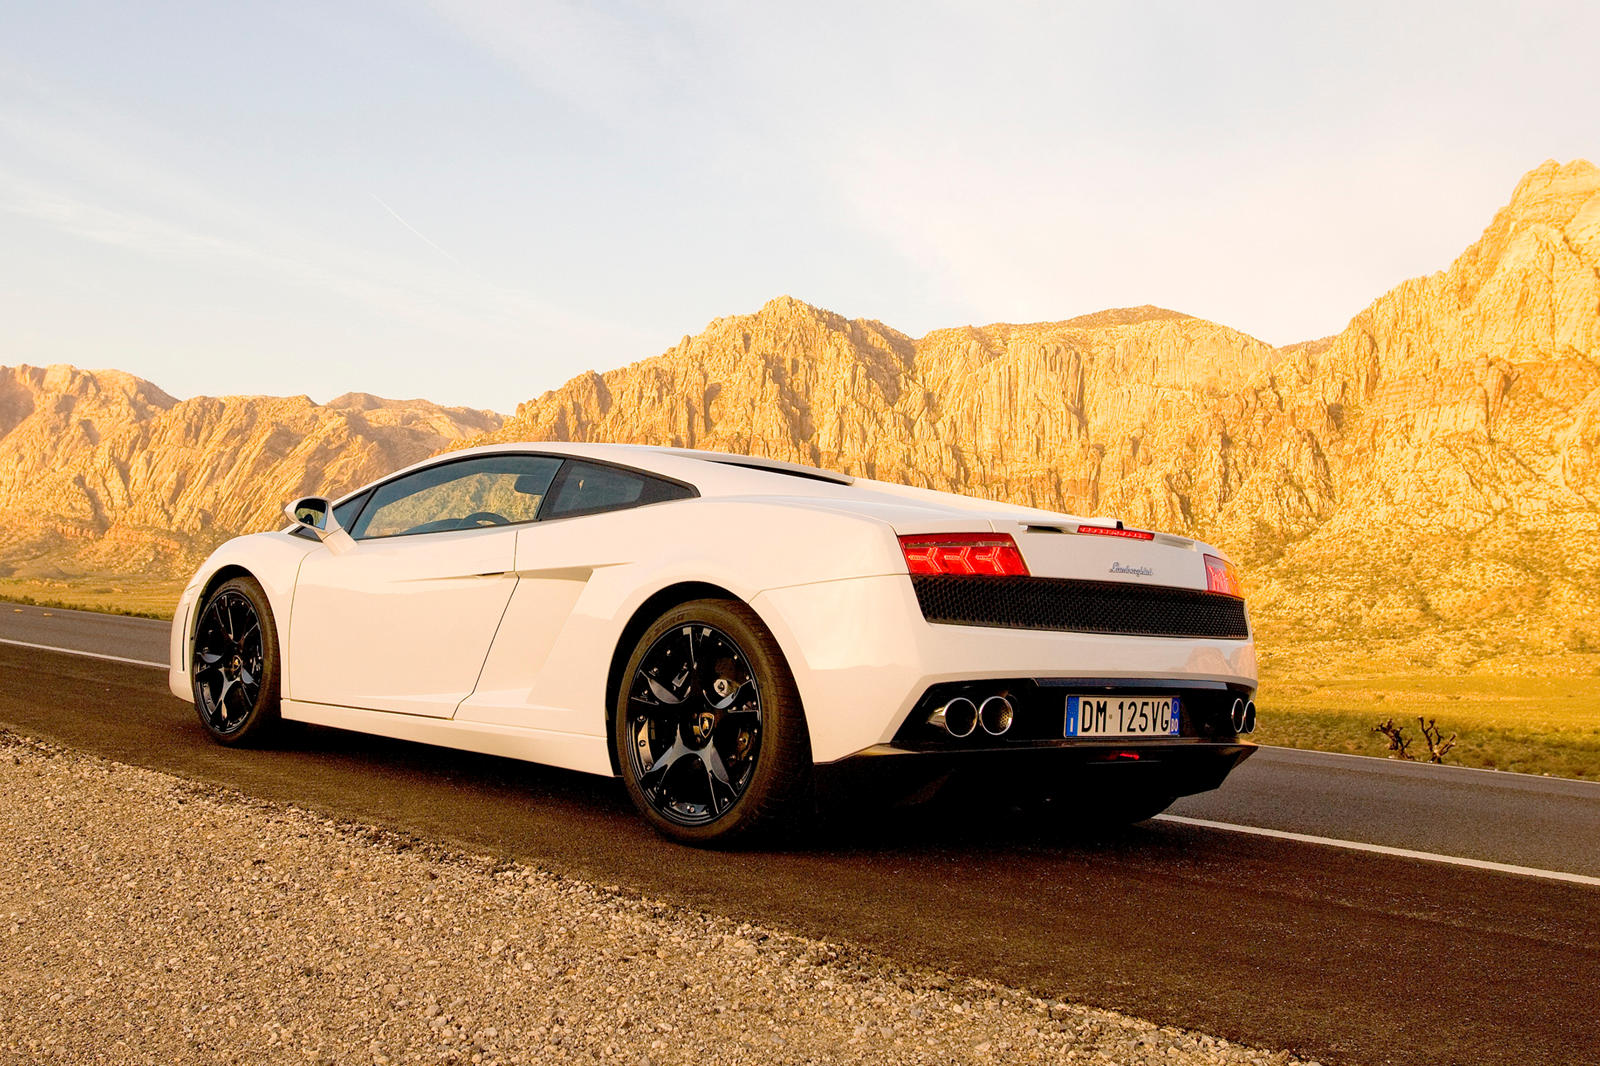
[0, 602, 171, 665]
[2, 603, 1597, 1066]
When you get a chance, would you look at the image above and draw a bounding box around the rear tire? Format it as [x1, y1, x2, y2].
[615, 599, 811, 846]
[190, 576, 282, 746]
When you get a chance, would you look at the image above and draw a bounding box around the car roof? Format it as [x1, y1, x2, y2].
[425, 441, 854, 490]
[408, 441, 1089, 524]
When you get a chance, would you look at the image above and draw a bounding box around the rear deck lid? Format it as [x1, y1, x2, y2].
[991, 519, 1210, 592]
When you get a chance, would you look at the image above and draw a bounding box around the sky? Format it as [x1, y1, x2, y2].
[1, 1, 1597, 412]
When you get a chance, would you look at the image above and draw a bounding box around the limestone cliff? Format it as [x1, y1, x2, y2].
[0, 365, 501, 577]
[475, 302, 1279, 527]
[466, 160, 1600, 666]
[3, 160, 1597, 670]
[1220, 160, 1600, 665]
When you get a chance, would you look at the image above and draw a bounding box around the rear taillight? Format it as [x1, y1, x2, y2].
[1076, 523, 1155, 541]
[899, 533, 1029, 577]
[1204, 554, 1243, 598]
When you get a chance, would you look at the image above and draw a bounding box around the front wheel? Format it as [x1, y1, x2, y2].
[191, 576, 282, 746]
[615, 599, 811, 846]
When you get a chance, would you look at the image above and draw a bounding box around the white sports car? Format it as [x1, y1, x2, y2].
[170, 443, 1257, 844]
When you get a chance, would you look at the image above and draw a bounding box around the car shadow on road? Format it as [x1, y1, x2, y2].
[250, 719, 1181, 866]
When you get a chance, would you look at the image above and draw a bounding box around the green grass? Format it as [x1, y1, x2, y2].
[0, 578, 179, 621]
[1258, 674, 1600, 780]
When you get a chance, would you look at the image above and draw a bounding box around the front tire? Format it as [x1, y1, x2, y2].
[191, 576, 282, 746]
[615, 599, 811, 846]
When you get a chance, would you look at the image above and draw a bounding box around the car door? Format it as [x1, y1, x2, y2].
[457, 459, 697, 733]
[287, 453, 561, 718]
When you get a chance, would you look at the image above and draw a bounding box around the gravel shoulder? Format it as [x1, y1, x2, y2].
[0, 730, 1314, 1066]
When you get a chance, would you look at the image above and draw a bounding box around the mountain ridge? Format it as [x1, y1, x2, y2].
[0, 363, 502, 576]
[2, 158, 1597, 672]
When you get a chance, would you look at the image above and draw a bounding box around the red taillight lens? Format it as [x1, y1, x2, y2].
[899, 533, 1030, 577]
[1204, 554, 1243, 598]
[1076, 523, 1155, 541]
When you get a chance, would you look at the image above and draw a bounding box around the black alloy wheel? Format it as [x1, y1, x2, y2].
[629, 622, 762, 823]
[616, 599, 810, 845]
[191, 576, 281, 745]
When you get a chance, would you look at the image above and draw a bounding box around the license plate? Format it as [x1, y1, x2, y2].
[1065, 695, 1180, 738]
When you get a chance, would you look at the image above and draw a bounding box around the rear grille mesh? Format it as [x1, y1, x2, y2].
[911, 576, 1249, 639]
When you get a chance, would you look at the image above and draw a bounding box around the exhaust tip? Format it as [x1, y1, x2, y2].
[979, 695, 1014, 736]
[1243, 700, 1257, 734]
[1229, 698, 1246, 733]
[930, 696, 978, 739]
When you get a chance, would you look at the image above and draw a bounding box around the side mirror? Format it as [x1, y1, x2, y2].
[286, 496, 338, 533]
[284, 496, 355, 554]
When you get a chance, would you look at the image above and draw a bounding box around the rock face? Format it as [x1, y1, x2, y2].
[1204, 159, 1600, 665]
[469, 160, 1600, 666]
[2, 159, 1596, 668]
[475, 302, 1279, 522]
[0, 366, 501, 578]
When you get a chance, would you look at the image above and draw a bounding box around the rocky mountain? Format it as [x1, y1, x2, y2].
[2, 159, 1596, 670]
[0, 366, 501, 578]
[471, 301, 1279, 528]
[466, 159, 1600, 668]
[1203, 159, 1600, 666]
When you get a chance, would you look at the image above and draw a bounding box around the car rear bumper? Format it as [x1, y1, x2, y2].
[752, 574, 1258, 764]
[814, 738, 1257, 803]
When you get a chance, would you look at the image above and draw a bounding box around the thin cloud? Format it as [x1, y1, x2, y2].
[2, 2, 1596, 408]
[0, 80, 653, 355]
[420, 0, 694, 124]
[0, 168, 512, 350]
[371, 192, 469, 270]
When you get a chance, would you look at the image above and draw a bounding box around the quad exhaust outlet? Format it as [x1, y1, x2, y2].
[927, 693, 1015, 739]
[1230, 698, 1257, 735]
[927, 696, 978, 738]
[978, 695, 1014, 736]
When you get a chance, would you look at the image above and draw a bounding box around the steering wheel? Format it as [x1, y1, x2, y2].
[459, 511, 510, 528]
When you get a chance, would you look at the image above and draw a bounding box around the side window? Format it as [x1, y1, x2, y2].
[332, 490, 370, 531]
[349, 455, 562, 540]
[541, 460, 694, 520]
